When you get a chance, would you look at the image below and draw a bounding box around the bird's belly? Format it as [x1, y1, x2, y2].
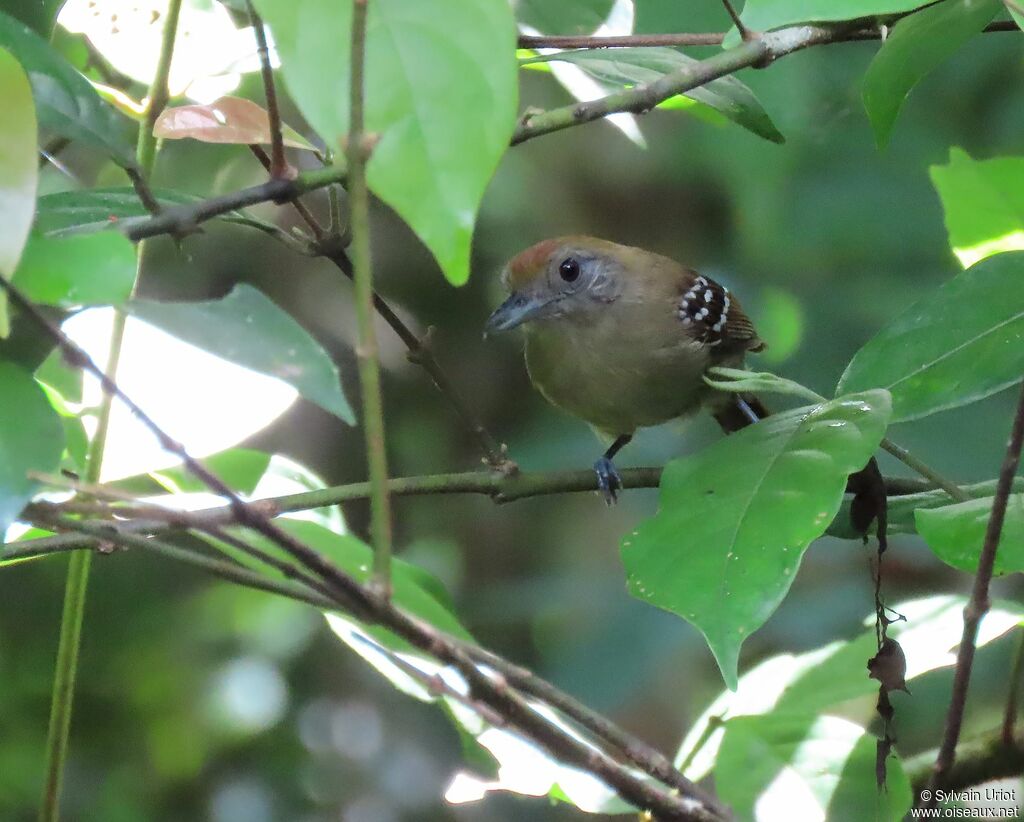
[525, 333, 707, 436]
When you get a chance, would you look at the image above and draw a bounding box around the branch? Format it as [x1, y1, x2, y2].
[513, 26, 842, 144]
[924, 382, 1024, 808]
[909, 732, 1024, 797]
[514, 21, 1017, 51]
[245, 0, 288, 179]
[348, 0, 394, 592]
[120, 164, 348, 242]
[0, 281, 717, 821]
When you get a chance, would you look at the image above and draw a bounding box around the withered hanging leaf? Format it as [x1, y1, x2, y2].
[868, 638, 910, 694]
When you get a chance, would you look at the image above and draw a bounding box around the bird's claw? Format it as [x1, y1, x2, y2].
[594, 456, 623, 505]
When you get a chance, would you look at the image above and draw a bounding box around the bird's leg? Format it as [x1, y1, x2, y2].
[594, 434, 632, 505]
[736, 395, 761, 425]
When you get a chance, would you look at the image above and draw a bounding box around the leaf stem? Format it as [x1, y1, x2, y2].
[245, 0, 288, 178]
[880, 438, 969, 503]
[347, 0, 393, 593]
[38, 1, 183, 818]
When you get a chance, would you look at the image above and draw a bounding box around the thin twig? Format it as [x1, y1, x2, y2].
[908, 730, 1024, 796]
[880, 439, 968, 503]
[347, 0, 394, 593]
[924, 382, 1024, 808]
[245, 0, 288, 179]
[720, 0, 752, 41]
[515, 21, 1016, 51]
[1002, 630, 1024, 745]
[249, 146, 325, 239]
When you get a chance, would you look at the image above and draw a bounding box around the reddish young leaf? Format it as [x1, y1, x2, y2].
[153, 96, 314, 150]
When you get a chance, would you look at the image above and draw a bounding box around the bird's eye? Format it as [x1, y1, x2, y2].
[559, 257, 581, 282]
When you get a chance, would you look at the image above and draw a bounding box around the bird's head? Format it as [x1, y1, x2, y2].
[484, 236, 626, 335]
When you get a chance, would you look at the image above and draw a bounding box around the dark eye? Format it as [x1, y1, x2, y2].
[559, 257, 580, 282]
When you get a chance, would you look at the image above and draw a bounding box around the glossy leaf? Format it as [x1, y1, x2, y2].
[862, 0, 999, 148]
[837, 252, 1024, 422]
[0, 46, 38, 338]
[0, 9, 135, 167]
[253, 0, 518, 285]
[523, 48, 784, 143]
[129, 285, 354, 424]
[6, 0, 65, 37]
[716, 715, 911, 822]
[739, 0, 953, 31]
[34, 188, 264, 237]
[930, 148, 1024, 267]
[917, 494, 1024, 575]
[12, 231, 136, 306]
[0, 362, 65, 539]
[154, 96, 316, 150]
[622, 391, 891, 689]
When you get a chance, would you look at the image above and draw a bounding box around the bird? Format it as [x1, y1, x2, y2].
[485, 235, 770, 503]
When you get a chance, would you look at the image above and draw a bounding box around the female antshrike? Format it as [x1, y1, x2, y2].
[485, 236, 769, 503]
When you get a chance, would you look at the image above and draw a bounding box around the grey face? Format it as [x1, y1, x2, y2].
[484, 248, 622, 335]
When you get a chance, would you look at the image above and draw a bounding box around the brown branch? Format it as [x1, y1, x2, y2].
[909, 732, 1024, 797]
[245, 0, 289, 179]
[1002, 629, 1024, 745]
[515, 21, 1016, 51]
[0, 276, 717, 820]
[924, 382, 1024, 808]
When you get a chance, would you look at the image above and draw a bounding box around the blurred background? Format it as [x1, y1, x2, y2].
[3, 0, 1024, 819]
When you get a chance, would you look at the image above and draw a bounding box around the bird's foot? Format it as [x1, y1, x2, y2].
[594, 456, 623, 505]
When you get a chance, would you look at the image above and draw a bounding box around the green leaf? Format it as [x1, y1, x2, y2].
[128, 285, 354, 424]
[677, 595, 1024, 780]
[522, 48, 784, 143]
[0, 362, 65, 538]
[0, 10, 136, 167]
[4, 0, 65, 37]
[917, 494, 1024, 575]
[739, 0, 955, 30]
[622, 391, 891, 689]
[0, 45, 38, 338]
[109, 448, 273, 497]
[253, 0, 518, 285]
[716, 715, 911, 822]
[1010, 4, 1024, 31]
[930, 148, 1024, 267]
[34, 188, 264, 238]
[12, 231, 136, 306]
[862, 0, 999, 149]
[837, 252, 1024, 422]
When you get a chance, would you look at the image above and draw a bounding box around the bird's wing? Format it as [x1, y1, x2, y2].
[676, 272, 765, 353]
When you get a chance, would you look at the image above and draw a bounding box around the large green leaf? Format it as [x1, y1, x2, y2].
[5, 0, 65, 37]
[930, 148, 1024, 267]
[677, 595, 1024, 781]
[837, 252, 1024, 422]
[715, 715, 911, 822]
[0, 362, 65, 538]
[862, 0, 999, 148]
[12, 231, 136, 306]
[739, 0, 945, 30]
[129, 285, 354, 424]
[0, 10, 135, 167]
[917, 494, 1024, 575]
[522, 48, 784, 143]
[622, 391, 891, 689]
[253, 0, 518, 285]
[0, 46, 38, 337]
[109, 447, 273, 497]
[34, 188, 265, 238]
